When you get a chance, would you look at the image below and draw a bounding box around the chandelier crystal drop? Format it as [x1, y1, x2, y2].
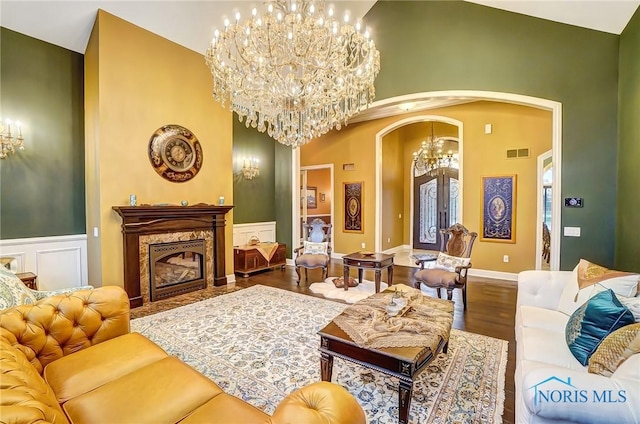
[412, 122, 457, 177]
[205, 0, 380, 148]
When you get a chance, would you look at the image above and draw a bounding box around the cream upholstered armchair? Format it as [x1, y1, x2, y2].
[0, 266, 93, 310]
[294, 219, 332, 285]
[413, 223, 477, 310]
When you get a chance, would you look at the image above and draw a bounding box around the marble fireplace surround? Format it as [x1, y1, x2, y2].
[140, 231, 212, 303]
[113, 204, 233, 308]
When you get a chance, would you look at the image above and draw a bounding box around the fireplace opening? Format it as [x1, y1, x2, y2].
[149, 239, 207, 301]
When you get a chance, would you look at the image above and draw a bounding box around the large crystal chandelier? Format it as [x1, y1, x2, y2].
[412, 122, 457, 176]
[205, 0, 380, 148]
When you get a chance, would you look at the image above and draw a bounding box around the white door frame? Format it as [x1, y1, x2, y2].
[536, 150, 553, 270]
[374, 115, 464, 251]
[294, 163, 335, 254]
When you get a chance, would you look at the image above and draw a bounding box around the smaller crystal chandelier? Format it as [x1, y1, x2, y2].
[205, 0, 380, 148]
[0, 119, 25, 159]
[412, 122, 456, 176]
[242, 157, 260, 180]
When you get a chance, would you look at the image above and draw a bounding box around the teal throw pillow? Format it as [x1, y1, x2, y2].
[565, 289, 634, 366]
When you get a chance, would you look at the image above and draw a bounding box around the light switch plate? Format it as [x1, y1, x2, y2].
[563, 227, 581, 237]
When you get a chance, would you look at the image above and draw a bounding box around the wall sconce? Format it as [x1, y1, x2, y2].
[0, 119, 25, 159]
[242, 157, 260, 180]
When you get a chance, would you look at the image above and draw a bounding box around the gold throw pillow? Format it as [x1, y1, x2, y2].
[588, 323, 640, 377]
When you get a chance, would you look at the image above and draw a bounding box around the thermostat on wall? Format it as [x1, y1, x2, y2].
[564, 197, 583, 207]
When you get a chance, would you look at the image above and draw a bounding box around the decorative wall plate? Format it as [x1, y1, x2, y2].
[148, 124, 203, 182]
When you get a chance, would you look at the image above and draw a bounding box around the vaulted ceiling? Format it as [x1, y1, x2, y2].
[1, 1, 638, 55]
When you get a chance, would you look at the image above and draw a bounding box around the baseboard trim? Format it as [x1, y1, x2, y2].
[469, 268, 518, 282]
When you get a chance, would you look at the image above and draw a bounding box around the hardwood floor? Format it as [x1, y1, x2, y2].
[234, 260, 518, 424]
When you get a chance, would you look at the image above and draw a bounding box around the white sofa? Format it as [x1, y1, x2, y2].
[515, 270, 640, 424]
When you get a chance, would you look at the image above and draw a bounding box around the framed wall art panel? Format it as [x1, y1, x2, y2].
[300, 186, 317, 209]
[343, 181, 364, 233]
[480, 175, 516, 243]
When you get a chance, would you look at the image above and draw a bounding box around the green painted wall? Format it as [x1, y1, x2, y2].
[364, 1, 621, 270]
[0, 28, 85, 239]
[232, 120, 277, 224]
[616, 8, 640, 273]
[233, 121, 293, 257]
[274, 143, 293, 258]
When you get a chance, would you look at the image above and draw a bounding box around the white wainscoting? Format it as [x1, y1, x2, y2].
[0, 235, 88, 290]
[233, 221, 277, 247]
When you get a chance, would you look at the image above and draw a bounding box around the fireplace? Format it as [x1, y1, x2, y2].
[149, 239, 206, 301]
[113, 204, 233, 308]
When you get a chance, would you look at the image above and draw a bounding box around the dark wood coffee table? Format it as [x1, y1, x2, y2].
[318, 291, 452, 424]
[342, 251, 394, 293]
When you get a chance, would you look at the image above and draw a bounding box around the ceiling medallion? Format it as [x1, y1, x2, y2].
[148, 124, 203, 183]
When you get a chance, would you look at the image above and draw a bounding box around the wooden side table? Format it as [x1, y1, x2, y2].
[16, 272, 37, 290]
[342, 252, 394, 293]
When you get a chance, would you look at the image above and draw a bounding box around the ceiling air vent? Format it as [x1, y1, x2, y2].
[506, 148, 530, 159]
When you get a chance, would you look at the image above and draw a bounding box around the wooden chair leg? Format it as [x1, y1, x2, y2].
[295, 266, 302, 285]
[446, 288, 453, 301]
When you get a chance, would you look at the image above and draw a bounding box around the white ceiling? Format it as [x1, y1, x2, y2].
[1, 1, 638, 55]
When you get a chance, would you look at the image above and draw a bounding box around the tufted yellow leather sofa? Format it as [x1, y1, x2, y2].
[0, 286, 366, 424]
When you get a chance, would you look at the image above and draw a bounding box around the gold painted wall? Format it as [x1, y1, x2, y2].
[85, 11, 233, 287]
[301, 101, 551, 272]
[381, 130, 404, 251]
[301, 122, 376, 253]
[306, 168, 332, 216]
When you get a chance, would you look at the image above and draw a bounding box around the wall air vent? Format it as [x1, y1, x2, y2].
[343, 163, 355, 171]
[506, 148, 530, 159]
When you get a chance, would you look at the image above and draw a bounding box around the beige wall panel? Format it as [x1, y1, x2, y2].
[87, 11, 233, 288]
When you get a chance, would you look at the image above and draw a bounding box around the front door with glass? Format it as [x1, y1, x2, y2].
[413, 168, 459, 250]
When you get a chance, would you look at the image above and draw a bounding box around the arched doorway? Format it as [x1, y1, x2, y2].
[372, 90, 562, 272]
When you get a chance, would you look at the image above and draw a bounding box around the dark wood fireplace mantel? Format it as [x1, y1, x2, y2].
[113, 204, 233, 308]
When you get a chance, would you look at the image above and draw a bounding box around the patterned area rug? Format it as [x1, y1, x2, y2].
[131, 285, 507, 423]
[309, 277, 389, 303]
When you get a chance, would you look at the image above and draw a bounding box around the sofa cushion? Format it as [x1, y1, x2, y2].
[565, 289, 635, 366]
[588, 323, 640, 377]
[557, 259, 639, 315]
[617, 295, 640, 322]
[415, 268, 459, 288]
[516, 305, 569, 335]
[0, 339, 70, 424]
[180, 392, 269, 424]
[44, 332, 168, 402]
[0, 266, 37, 310]
[519, 327, 585, 371]
[62, 356, 224, 424]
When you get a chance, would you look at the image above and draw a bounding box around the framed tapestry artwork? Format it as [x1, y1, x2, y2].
[480, 175, 516, 243]
[303, 186, 317, 209]
[343, 181, 364, 233]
